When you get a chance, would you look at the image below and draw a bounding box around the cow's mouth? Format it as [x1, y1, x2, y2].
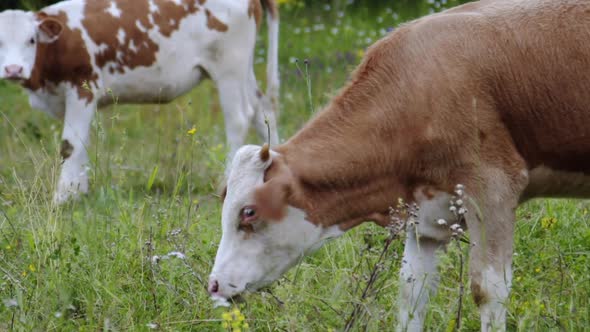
[4, 76, 25, 83]
[211, 293, 246, 308]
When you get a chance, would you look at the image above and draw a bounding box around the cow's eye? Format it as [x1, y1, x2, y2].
[241, 206, 257, 221]
[29, 38, 35, 45]
[238, 206, 258, 232]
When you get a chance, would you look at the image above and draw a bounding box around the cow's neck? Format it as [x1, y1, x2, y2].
[274, 72, 419, 229]
[268, 38, 470, 229]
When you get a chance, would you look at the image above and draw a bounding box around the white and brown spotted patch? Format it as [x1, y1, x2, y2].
[205, 9, 228, 32]
[24, 11, 98, 103]
[248, 0, 263, 28]
[82, 0, 202, 75]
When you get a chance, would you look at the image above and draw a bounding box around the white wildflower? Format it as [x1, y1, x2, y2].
[165, 251, 186, 259]
[3, 298, 17, 308]
[153, 251, 186, 264]
[151, 255, 160, 264]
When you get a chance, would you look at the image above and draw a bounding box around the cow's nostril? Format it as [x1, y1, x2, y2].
[5, 65, 23, 76]
[208, 279, 219, 294]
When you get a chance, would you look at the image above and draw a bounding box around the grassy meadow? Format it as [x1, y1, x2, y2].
[1, 1, 589, 331]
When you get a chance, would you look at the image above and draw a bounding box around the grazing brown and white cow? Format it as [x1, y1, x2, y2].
[0, 0, 279, 203]
[209, 0, 590, 330]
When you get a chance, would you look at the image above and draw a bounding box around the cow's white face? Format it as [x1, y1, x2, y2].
[0, 10, 62, 81]
[208, 145, 343, 302]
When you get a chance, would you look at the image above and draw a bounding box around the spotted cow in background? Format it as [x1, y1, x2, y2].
[0, 0, 279, 203]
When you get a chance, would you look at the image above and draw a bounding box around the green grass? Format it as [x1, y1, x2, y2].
[1, 1, 589, 331]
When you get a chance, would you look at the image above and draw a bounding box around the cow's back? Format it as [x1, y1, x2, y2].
[409, 0, 590, 173]
[477, 0, 590, 174]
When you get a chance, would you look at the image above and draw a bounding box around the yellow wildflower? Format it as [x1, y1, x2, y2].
[28, 264, 36, 272]
[541, 216, 557, 230]
[21, 271, 27, 277]
[357, 49, 365, 59]
[187, 127, 197, 135]
[221, 308, 248, 331]
[535, 267, 541, 273]
[222, 312, 232, 321]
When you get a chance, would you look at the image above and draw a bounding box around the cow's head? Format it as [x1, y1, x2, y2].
[208, 145, 343, 302]
[0, 10, 63, 81]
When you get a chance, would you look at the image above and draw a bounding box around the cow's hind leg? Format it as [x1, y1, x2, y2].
[207, 17, 259, 163]
[248, 68, 279, 146]
[54, 91, 96, 204]
[213, 68, 251, 163]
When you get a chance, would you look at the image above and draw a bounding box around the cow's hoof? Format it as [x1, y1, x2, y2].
[54, 179, 88, 205]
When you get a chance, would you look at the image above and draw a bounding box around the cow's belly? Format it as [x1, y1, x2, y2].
[98, 64, 205, 106]
[521, 166, 590, 201]
[95, 11, 225, 106]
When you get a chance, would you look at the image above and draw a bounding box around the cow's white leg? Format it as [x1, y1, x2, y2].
[54, 92, 96, 204]
[248, 70, 279, 145]
[253, 98, 279, 145]
[465, 167, 526, 331]
[215, 75, 250, 161]
[477, 265, 511, 331]
[398, 233, 447, 331]
[467, 208, 514, 332]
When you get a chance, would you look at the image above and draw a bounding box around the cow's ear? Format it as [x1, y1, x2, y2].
[254, 156, 292, 222]
[254, 177, 290, 221]
[38, 18, 63, 43]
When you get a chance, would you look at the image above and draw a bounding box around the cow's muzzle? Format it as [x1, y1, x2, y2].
[4, 65, 24, 80]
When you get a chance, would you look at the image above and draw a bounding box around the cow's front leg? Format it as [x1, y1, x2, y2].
[54, 93, 96, 204]
[465, 167, 526, 331]
[466, 197, 516, 331]
[398, 232, 448, 331]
